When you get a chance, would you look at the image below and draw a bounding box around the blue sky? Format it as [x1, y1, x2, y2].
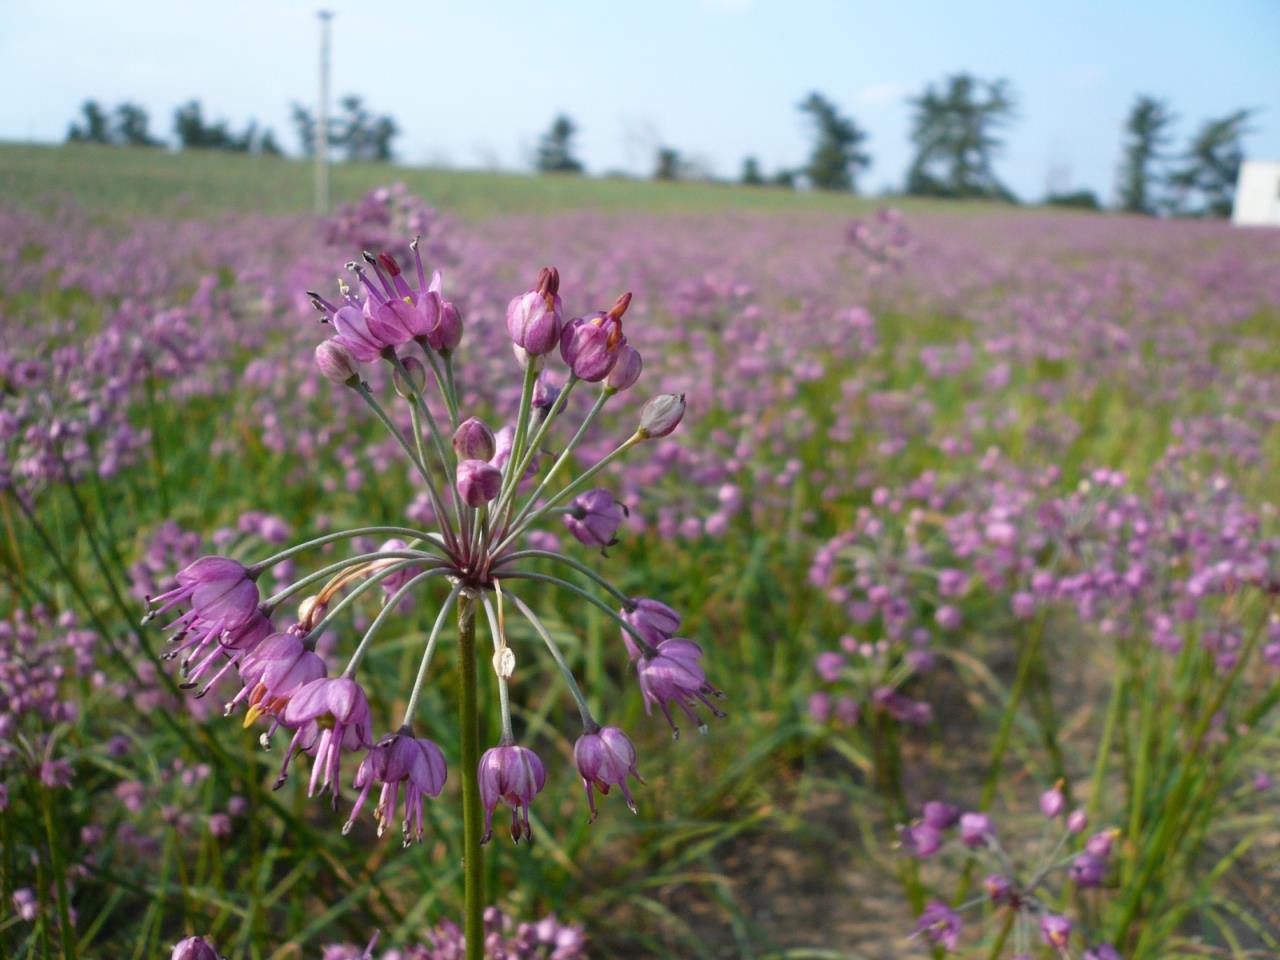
[3, 0, 1277, 200]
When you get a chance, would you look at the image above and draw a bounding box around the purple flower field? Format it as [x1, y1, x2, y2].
[2, 169, 1279, 958]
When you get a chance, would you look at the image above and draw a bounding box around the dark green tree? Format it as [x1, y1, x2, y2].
[1116, 95, 1175, 214]
[535, 114, 584, 174]
[176, 101, 280, 155]
[1167, 109, 1254, 218]
[741, 156, 765, 186]
[798, 92, 870, 191]
[907, 74, 1016, 200]
[654, 147, 683, 181]
[335, 96, 398, 162]
[66, 100, 111, 143]
[113, 103, 163, 147]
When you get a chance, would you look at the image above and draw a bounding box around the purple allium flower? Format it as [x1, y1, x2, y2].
[1086, 829, 1117, 859]
[1083, 945, 1122, 960]
[808, 691, 831, 722]
[621, 598, 681, 658]
[1039, 914, 1072, 950]
[315, 339, 361, 385]
[506, 267, 563, 356]
[478, 743, 546, 844]
[922, 801, 961, 829]
[346, 726, 447, 842]
[637, 638, 726, 738]
[637, 393, 686, 439]
[147, 556, 260, 632]
[607, 344, 643, 392]
[207, 813, 232, 837]
[12, 888, 37, 922]
[903, 822, 942, 858]
[560, 293, 631, 382]
[278, 677, 374, 802]
[833, 696, 861, 726]
[452, 416, 496, 461]
[563, 488, 627, 549]
[1040, 784, 1066, 818]
[171, 936, 222, 960]
[984, 873, 1012, 903]
[456, 459, 502, 507]
[1067, 808, 1088, 833]
[1069, 852, 1107, 888]
[234, 632, 327, 729]
[814, 651, 845, 683]
[573, 725, 643, 820]
[914, 901, 961, 951]
[934, 604, 962, 631]
[959, 811, 993, 847]
[40, 758, 72, 788]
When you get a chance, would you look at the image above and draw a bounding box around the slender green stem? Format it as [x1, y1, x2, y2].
[408, 399, 459, 557]
[342, 569, 451, 677]
[43, 787, 77, 960]
[985, 910, 1015, 960]
[420, 347, 459, 427]
[251, 526, 440, 570]
[305, 559, 425, 639]
[455, 594, 484, 960]
[495, 549, 632, 605]
[497, 389, 607, 544]
[480, 596, 516, 742]
[488, 376, 582, 537]
[498, 570, 657, 656]
[261, 550, 442, 610]
[507, 592, 595, 728]
[402, 583, 462, 725]
[442, 350, 461, 426]
[493, 432, 640, 556]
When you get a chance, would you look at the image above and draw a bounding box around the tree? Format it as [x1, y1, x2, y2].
[114, 103, 162, 147]
[907, 74, 1016, 200]
[334, 96, 398, 162]
[67, 101, 111, 144]
[654, 147, 683, 181]
[741, 156, 765, 186]
[1167, 109, 1253, 218]
[798, 92, 870, 191]
[1116, 95, 1175, 214]
[1045, 189, 1101, 210]
[175, 101, 281, 155]
[535, 115, 584, 174]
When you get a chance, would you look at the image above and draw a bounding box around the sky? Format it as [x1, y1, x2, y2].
[2, 0, 1278, 201]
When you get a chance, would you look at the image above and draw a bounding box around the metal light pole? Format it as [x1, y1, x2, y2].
[315, 10, 333, 216]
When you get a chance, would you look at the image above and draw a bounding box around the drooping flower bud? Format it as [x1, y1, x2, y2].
[959, 811, 993, 847]
[506, 267, 562, 356]
[563, 488, 628, 549]
[345, 726, 447, 842]
[620, 597, 681, 659]
[636, 638, 726, 738]
[457, 459, 502, 507]
[315, 339, 361, 385]
[914, 902, 961, 952]
[1039, 914, 1072, 950]
[171, 936, 223, 960]
[453, 417, 496, 462]
[573, 725, 643, 820]
[1069, 852, 1107, 888]
[532, 373, 561, 413]
[1066, 808, 1087, 833]
[984, 873, 1012, 904]
[477, 743, 546, 843]
[637, 393, 686, 439]
[1082, 945, 1122, 960]
[278, 677, 374, 801]
[560, 293, 630, 382]
[902, 822, 941, 858]
[921, 801, 960, 829]
[392, 355, 427, 398]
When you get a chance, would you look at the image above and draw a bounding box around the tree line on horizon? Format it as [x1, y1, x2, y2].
[63, 75, 1255, 218]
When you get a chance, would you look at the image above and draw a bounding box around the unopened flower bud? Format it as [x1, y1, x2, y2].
[1066, 808, 1087, 833]
[456, 459, 502, 507]
[1040, 783, 1066, 818]
[297, 595, 327, 631]
[637, 393, 686, 439]
[506, 267, 563, 356]
[1039, 915, 1072, 950]
[959, 812, 993, 847]
[563, 488, 627, 549]
[606, 344, 643, 392]
[315, 339, 360, 385]
[393, 355, 427, 398]
[171, 936, 223, 960]
[453, 417, 496, 461]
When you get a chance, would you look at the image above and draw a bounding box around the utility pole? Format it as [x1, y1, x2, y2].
[315, 10, 333, 216]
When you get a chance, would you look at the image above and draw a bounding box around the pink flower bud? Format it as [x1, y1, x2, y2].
[453, 417, 496, 461]
[456, 459, 502, 507]
[638, 393, 686, 439]
[315, 339, 360, 385]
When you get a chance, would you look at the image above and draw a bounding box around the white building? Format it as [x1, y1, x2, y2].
[1232, 160, 1280, 227]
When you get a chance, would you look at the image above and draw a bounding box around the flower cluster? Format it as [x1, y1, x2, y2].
[904, 784, 1121, 957]
[144, 242, 719, 850]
